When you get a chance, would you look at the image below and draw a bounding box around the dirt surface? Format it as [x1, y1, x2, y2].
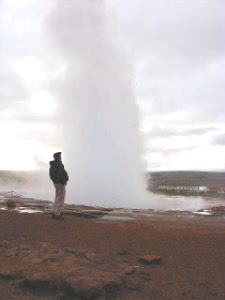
[0, 210, 225, 300]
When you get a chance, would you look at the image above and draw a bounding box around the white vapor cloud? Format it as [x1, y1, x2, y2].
[0, 0, 225, 172]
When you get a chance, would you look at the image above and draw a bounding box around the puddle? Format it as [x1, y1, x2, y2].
[101, 215, 135, 221]
[193, 210, 212, 216]
[16, 207, 42, 214]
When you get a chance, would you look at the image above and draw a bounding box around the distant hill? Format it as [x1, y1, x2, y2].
[150, 171, 225, 180]
[149, 171, 225, 192]
[1, 170, 225, 192]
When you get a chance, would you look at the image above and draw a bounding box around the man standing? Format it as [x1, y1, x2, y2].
[49, 152, 69, 219]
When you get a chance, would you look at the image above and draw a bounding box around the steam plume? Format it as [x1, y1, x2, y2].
[48, 1, 149, 208]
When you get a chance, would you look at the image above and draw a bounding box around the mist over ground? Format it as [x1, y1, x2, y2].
[0, 171, 53, 200]
[2, 170, 225, 212]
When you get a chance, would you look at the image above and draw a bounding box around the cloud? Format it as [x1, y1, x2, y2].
[148, 145, 199, 155]
[137, 58, 225, 125]
[211, 134, 225, 145]
[114, 0, 225, 67]
[111, 0, 225, 128]
[182, 127, 217, 136]
[0, 62, 27, 110]
[141, 122, 218, 138]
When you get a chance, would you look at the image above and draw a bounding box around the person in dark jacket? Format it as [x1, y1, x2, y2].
[49, 152, 69, 219]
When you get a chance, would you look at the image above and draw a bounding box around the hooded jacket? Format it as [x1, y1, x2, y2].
[49, 160, 69, 185]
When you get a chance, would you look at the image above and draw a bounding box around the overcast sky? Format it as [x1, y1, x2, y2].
[1, 0, 225, 171]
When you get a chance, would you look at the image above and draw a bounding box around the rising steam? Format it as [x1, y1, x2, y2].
[47, 0, 151, 208]
[46, 1, 207, 211]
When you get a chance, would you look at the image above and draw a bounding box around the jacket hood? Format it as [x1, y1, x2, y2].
[49, 160, 59, 166]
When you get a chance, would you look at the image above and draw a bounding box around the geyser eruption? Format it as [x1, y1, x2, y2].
[48, 1, 150, 208]
[46, 1, 207, 211]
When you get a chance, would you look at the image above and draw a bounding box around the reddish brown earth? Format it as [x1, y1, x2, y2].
[0, 210, 225, 300]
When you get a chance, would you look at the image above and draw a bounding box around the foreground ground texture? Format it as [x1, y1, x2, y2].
[0, 209, 225, 300]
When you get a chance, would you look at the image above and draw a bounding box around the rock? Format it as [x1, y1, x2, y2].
[117, 251, 128, 255]
[64, 248, 77, 255]
[123, 276, 142, 290]
[64, 275, 104, 299]
[0, 270, 24, 280]
[211, 206, 225, 215]
[6, 199, 16, 208]
[1, 242, 146, 299]
[211, 206, 225, 212]
[139, 269, 152, 281]
[138, 255, 162, 265]
[21, 272, 59, 290]
[121, 266, 136, 275]
[103, 275, 123, 294]
[62, 269, 123, 298]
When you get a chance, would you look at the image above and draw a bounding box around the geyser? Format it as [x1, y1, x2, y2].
[48, 1, 149, 208]
[48, 1, 206, 211]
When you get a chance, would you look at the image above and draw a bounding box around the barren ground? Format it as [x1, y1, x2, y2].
[0, 209, 225, 300]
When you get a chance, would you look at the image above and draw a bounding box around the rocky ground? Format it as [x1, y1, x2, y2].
[0, 197, 225, 299]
